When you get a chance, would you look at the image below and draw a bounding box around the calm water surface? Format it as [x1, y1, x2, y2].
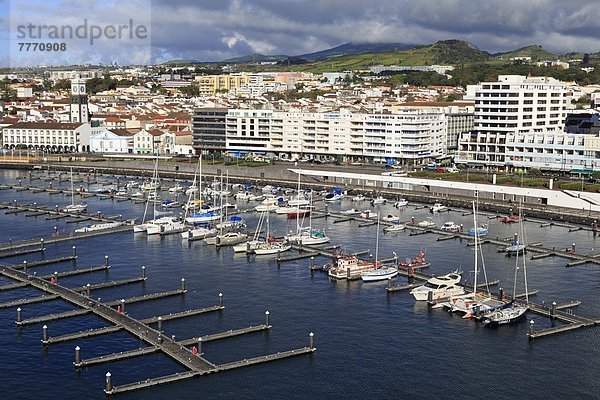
[0, 169, 598, 400]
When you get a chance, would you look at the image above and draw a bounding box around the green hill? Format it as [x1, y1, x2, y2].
[496, 45, 557, 61]
[280, 40, 491, 73]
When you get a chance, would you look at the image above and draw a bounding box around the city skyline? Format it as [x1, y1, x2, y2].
[2, 0, 600, 67]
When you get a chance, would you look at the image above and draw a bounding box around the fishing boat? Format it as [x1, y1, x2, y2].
[430, 203, 447, 213]
[499, 213, 519, 223]
[328, 256, 379, 280]
[394, 199, 409, 208]
[410, 272, 464, 301]
[75, 221, 122, 233]
[382, 214, 400, 223]
[63, 167, 88, 213]
[398, 252, 430, 269]
[383, 222, 405, 232]
[440, 221, 461, 232]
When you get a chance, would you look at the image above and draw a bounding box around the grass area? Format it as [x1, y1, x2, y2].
[408, 171, 600, 192]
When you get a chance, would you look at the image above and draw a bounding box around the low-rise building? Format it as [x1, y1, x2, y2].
[89, 128, 133, 153]
[1, 122, 91, 152]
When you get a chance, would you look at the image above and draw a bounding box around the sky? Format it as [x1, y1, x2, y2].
[2, 0, 600, 67]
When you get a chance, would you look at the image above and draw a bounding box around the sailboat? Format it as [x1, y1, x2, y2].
[482, 206, 529, 327]
[63, 167, 88, 213]
[253, 212, 291, 255]
[361, 217, 398, 281]
[204, 172, 248, 246]
[285, 174, 330, 245]
[233, 210, 267, 253]
[185, 155, 221, 224]
[134, 156, 177, 234]
[446, 200, 492, 315]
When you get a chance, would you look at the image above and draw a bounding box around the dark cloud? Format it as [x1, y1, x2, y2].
[4, 0, 600, 66]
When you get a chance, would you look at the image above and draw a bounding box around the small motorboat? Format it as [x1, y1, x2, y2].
[417, 218, 436, 228]
[468, 225, 488, 236]
[360, 210, 378, 219]
[382, 214, 400, 223]
[383, 223, 405, 232]
[340, 208, 361, 215]
[440, 221, 461, 232]
[352, 194, 366, 202]
[430, 203, 447, 213]
[371, 196, 386, 205]
[394, 199, 408, 208]
[168, 184, 184, 193]
[162, 200, 181, 208]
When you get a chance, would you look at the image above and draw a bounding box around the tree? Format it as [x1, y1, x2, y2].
[178, 84, 200, 97]
[582, 53, 591, 65]
[54, 79, 71, 91]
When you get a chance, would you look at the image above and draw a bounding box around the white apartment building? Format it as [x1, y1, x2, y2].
[1, 122, 91, 152]
[224, 108, 447, 164]
[133, 129, 175, 155]
[456, 75, 571, 170]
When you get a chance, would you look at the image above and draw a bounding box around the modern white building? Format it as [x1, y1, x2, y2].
[1, 122, 91, 152]
[456, 75, 572, 170]
[224, 108, 447, 164]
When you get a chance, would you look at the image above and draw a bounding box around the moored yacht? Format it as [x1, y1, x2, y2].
[410, 272, 464, 301]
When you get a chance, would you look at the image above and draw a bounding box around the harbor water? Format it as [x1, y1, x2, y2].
[0, 169, 598, 400]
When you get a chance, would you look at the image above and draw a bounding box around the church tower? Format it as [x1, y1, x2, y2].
[70, 77, 89, 123]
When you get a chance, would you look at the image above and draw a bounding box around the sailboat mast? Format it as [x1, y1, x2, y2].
[152, 155, 159, 220]
[70, 167, 74, 207]
[520, 205, 529, 304]
[472, 201, 478, 294]
[375, 215, 380, 265]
